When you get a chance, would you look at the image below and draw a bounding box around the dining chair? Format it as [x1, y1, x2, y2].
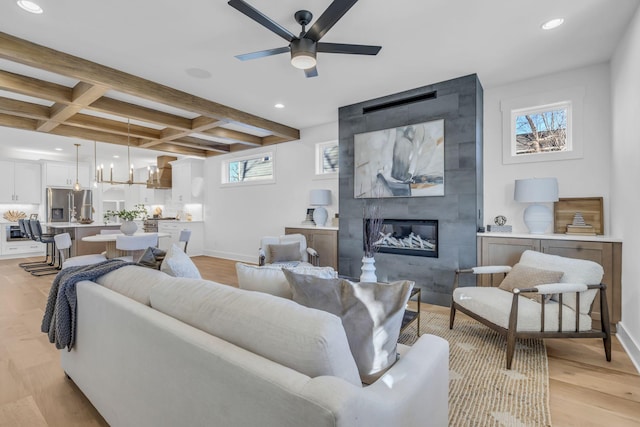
[115, 233, 159, 262]
[54, 233, 107, 269]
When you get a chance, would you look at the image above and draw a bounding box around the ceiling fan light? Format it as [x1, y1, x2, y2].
[291, 53, 316, 70]
[290, 38, 317, 70]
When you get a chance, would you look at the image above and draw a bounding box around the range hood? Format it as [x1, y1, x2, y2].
[147, 155, 177, 189]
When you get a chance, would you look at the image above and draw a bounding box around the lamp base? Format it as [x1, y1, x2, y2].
[523, 204, 553, 234]
[312, 206, 328, 227]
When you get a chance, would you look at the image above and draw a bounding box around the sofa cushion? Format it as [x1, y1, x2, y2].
[96, 265, 173, 305]
[236, 263, 337, 299]
[160, 244, 201, 279]
[149, 277, 362, 387]
[283, 270, 414, 384]
[518, 250, 603, 314]
[498, 263, 564, 303]
[453, 286, 592, 331]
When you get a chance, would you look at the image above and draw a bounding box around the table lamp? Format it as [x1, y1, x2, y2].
[514, 178, 559, 234]
[310, 189, 331, 227]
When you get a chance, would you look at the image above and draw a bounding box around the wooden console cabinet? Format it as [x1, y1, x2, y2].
[477, 233, 622, 331]
[285, 226, 338, 270]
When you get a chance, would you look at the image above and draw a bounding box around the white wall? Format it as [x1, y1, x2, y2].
[611, 4, 640, 372]
[483, 63, 613, 234]
[203, 122, 338, 262]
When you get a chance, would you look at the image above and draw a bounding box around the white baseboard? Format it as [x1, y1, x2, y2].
[616, 321, 640, 374]
[203, 249, 255, 264]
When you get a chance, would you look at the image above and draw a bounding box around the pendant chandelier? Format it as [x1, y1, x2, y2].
[73, 143, 81, 191]
[97, 119, 147, 186]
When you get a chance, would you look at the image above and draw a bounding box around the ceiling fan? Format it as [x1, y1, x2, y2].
[228, 0, 381, 78]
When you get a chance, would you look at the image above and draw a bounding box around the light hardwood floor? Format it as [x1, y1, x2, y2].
[1, 256, 638, 426]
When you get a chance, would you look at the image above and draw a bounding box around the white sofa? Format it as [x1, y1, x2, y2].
[61, 265, 449, 427]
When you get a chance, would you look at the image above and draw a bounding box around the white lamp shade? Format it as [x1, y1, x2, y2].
[514, 178, 559, 203]
[310, 189, 331, 206]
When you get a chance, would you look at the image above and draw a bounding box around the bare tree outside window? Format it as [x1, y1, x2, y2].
[514, 106, 568, 155]
[316, 141, 339, 175]
[225, 154, 273, 183]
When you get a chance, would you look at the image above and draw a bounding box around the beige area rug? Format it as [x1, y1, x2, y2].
[399, 311, 551, 427]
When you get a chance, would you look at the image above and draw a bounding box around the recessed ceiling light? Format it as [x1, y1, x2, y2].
[541, 18, 564, 30]
[16, 0, 43, 14]
[274, 103, 285, 109]
[185, 68, 212, 79]
[54, 147, 63, 151]
[113, 155, 120, 159]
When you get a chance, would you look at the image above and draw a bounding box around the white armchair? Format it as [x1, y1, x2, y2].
[450, 250, 611, 369]
[259, 234, 318, 267]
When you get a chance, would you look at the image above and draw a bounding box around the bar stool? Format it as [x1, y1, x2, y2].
[18, 219, 52, 269]
[28, 219, 59, 276]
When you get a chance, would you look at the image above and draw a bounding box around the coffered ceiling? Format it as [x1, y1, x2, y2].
[0, 0, 638, 164]
[0, 32, 299, 159]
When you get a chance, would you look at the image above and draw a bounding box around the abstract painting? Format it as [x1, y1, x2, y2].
[354, 119, 444, 198]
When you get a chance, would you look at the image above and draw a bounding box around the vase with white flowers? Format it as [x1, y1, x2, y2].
[104, 204, 148, 235]
[361, 199, 384, 282]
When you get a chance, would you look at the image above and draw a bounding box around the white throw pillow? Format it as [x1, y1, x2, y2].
[160, 244, 201, 279]
[236, 263, 337, 299]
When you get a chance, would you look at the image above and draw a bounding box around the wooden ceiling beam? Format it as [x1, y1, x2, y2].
[169, 139, 230, 154]
[38, 82, 109, 132]
[0, 96, 49, 120]
[0, 112, 37, 131]
[0, 69, 71, 103]
[89, 97, 192, 130]
[201, 127, 262, 146]
[141, 142, 207, 157]
[65, 113, 162, 139]
[140, 117, 226, 148]
[173, 136, 230, 153]
[0, 32, 300, 141]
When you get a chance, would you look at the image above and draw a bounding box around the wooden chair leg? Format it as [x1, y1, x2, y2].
[449, 304, 456, 329]
[506, 330, 516, 370]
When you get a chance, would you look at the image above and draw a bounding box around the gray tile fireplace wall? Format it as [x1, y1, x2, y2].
[338, 74, 483, 306]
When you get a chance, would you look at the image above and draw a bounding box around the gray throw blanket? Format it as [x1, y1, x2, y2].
[41, 259, 134, 351]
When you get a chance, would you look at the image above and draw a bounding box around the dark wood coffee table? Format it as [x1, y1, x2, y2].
[401, 287, 421, 337]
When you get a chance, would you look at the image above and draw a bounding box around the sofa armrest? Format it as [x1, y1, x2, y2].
[470, 265, 512, 275]
[298, 334, 449, 427]
[306, 247, 319, 266]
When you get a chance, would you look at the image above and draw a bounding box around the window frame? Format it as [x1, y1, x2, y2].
[501, 87, 585, 164]
[315, 140, 339, 177]
[221, 150, 276, 186]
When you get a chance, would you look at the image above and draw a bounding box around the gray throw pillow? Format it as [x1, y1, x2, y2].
[498, 263, 564, 303]
[283, 269, 414, 384]
[268, 242, 300, 263]
[137, 246, 166, 270]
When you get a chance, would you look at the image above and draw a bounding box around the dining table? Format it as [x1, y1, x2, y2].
[82, 232, 170, 259]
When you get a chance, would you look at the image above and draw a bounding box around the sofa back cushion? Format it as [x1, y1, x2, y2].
[519, 250, 603, 314]
[96, 265, 173, 305]
[148, 277, 362, 387]
[236, 263, 337, 299]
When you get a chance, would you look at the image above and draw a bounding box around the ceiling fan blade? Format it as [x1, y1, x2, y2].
[304, 66, 319, 78]
[317, 42, 381, 55]
[304, 0, 359, 42]
[228, 0, 296, 42]
[235, 46, 290, 61]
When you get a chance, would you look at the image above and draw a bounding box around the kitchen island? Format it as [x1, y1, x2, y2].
[43, 222, 122, 256]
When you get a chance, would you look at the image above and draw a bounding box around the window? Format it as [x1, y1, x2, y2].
[513, 102, 569, 155]
[316, 141, 339, 175]
[222, 152, 274, 185]
[501, 87, 584, 164]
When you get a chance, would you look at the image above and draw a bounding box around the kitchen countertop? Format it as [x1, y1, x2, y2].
[43, 222, 121, 228]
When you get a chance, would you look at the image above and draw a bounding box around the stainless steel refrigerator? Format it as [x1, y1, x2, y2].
[46, 188, 93, 223]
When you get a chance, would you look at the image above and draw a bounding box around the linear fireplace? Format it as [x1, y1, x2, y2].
[364, 219, 438, 258]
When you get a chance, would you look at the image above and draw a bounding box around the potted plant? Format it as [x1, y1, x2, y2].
[104, 204, 148, 235]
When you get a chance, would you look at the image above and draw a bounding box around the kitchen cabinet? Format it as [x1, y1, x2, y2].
[285, 226, 338, 270]
[170, 158, 204, 203]
[0, 160, 42, 203]
[45, 161, 91, 188]
[158, 222, 203, 256]
[1, 227, 45, 258]
[477, 233, 622, 331]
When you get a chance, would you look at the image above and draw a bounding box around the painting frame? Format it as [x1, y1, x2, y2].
[354, 119, 445, 199]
